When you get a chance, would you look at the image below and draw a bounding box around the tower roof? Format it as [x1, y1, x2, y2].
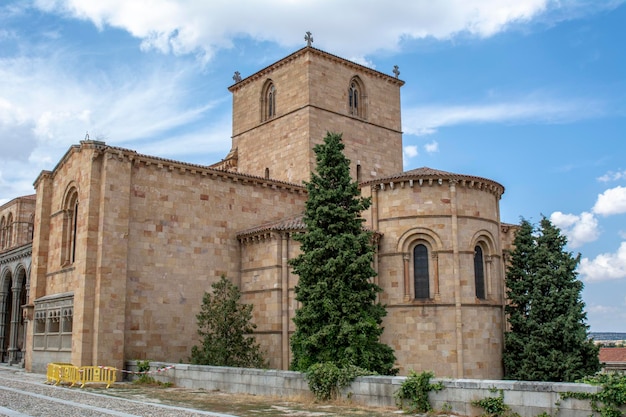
[361, 166, 505, 197]
[228, 45, 404, 92]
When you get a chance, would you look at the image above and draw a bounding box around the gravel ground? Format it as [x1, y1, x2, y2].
[0, 366, 438, 417]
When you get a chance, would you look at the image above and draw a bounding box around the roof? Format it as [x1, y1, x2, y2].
[237, 214, 306, 238]
[599, 347, 626, 363]
[361, 166, 505, 197]
[228, 46, 404, 92]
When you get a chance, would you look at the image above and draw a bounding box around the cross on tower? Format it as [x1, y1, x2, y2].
[233, 71, 242, 83]
[393, 65, 400, 78]
[305, 31, 313, 47]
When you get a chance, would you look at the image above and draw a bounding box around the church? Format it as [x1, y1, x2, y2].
[4, 41, 516, 379]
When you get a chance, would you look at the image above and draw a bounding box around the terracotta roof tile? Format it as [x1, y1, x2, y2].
[599, 347, 626, 363]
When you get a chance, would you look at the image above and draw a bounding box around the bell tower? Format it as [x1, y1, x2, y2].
[227, 37, 404, 184]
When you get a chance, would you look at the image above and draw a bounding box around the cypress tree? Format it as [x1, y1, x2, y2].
[503, 217, 600, 381]
[190, 275, 266, 368]
[289, 132, 397, 375]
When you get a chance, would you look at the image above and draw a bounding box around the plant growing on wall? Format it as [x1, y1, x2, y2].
[394, 370, 444, 413]
[562, 372, 626, 417]
[289, 132, 397, 376]
[503, 217, 600, 382]
[190, 275, 266, 368]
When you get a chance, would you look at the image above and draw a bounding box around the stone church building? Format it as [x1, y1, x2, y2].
[13, 44, 517, 379]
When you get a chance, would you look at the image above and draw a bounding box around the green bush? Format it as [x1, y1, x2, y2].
[471, 389, 520, 417]
[562, 372, 626, 417]
[394, 370, 444, 413]
[305, 362, 374, 401]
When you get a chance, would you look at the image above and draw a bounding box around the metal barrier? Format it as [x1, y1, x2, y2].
[46, 363, 78, 386]
[46, 363, 117, 388]
[77, 366, 117, 388]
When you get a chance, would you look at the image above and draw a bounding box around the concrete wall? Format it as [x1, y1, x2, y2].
[126, 361, 607, 417]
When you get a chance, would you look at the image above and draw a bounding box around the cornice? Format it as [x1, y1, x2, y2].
[0, 242, 32, 264]
[228, 46, 404, 93]
[363, 166, 505, 198]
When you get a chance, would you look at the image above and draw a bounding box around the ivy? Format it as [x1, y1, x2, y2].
[305, 362, 374, 401]
[471, 389, 520, 417]
[394, 370, 444, 413]
[133, 360, 172, 387]
[561, 372, 626, 417]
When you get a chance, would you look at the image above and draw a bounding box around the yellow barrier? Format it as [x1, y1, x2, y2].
[46, 363, 78, 386]
[46, 363, 117, 388]
[77, 366, 117, 388]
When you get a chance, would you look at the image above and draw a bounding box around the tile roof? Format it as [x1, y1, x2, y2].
[599, 347, 626, 363]
[237, 214, 306, 238]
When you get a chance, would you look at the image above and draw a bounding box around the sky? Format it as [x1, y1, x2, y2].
[1, 0, 625, 332]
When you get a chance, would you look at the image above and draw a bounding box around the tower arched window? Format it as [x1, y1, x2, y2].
[61, 188, 79, 266]
[5, 213, 12, 248]
[474, 245, 486, 299]
[262, 81, 276, 121]
[348, 77, 366, 118]
[413, 244, 430, 299]
[0, 216, 5, 249]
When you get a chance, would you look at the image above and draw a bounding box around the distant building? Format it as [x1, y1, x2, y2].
[599, 348, 626, 373]
[0, 195, 35, 365]
[15, 44, 517, 378]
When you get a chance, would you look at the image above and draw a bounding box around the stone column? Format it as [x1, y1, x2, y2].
[0, 288, 7, 361]
[280, 233, 290, 370]
[449, 179, 464, 378]
[8, 281, 22, 364]
[403, 253, 410, 301]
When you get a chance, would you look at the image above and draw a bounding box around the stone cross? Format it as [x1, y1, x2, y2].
[305, 31, 313, 47]
[393, 65, 400, 78]
[233, 71, 242, 83]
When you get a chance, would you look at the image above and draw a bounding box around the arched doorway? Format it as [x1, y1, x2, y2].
[0, 266, 27, 364]
[0, 270, 11, 362]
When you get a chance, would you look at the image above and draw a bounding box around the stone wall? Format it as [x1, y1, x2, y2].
[125, 361, 605, 417]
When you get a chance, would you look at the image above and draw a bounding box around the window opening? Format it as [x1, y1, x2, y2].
[474, 245, 486, 299]
[414, 244, 430, 299]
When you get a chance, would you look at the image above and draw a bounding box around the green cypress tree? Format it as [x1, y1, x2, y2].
[503, 217, 600, 381]
[190, 275, 266, 368]
[289, 132, 397, 375]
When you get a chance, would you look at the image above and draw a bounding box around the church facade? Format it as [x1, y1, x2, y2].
[20, 45, 515, 379]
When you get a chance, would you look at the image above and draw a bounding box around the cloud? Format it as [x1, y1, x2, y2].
[31, 0, 576, 62]
[550, 211, 600, 248]
[592, 186, 626, 216]
[579, 242, 626, 282]
[597, 170, 626, 182]
[404, 145, 419, 158]
[424, 141, 439, 154]
[403, 97, 605, 136]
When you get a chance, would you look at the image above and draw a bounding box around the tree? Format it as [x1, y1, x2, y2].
[190, 275, 266, 368]
[503, 217, 600, 381]
[289, 132, 397, 375]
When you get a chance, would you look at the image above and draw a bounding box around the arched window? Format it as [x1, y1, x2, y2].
[262, 81, 276, 121]
[414, 244, 430, 299]
[474, 245, 486, 299]
[0, 216, 5, 249]
[5, 213, 12, 248]
[348, 76, 366, 118]
[61, 188, 79, 266]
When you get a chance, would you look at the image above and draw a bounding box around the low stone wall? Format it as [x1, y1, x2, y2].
[125, 361, 604, 417]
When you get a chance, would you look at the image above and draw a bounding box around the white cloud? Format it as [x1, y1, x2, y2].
[403, 97, 604, 136]
[592, 186, 626, 216]
[550, 211, 600, 248]
[424, 141, 439, 153]
[597, 169, 626, 182]
[404, 145, 419, 158]
[579, 242, 626, 282]
[32, 0, 561, 62]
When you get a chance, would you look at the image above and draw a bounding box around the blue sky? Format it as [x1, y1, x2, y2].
[1, 1, 625, 332]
